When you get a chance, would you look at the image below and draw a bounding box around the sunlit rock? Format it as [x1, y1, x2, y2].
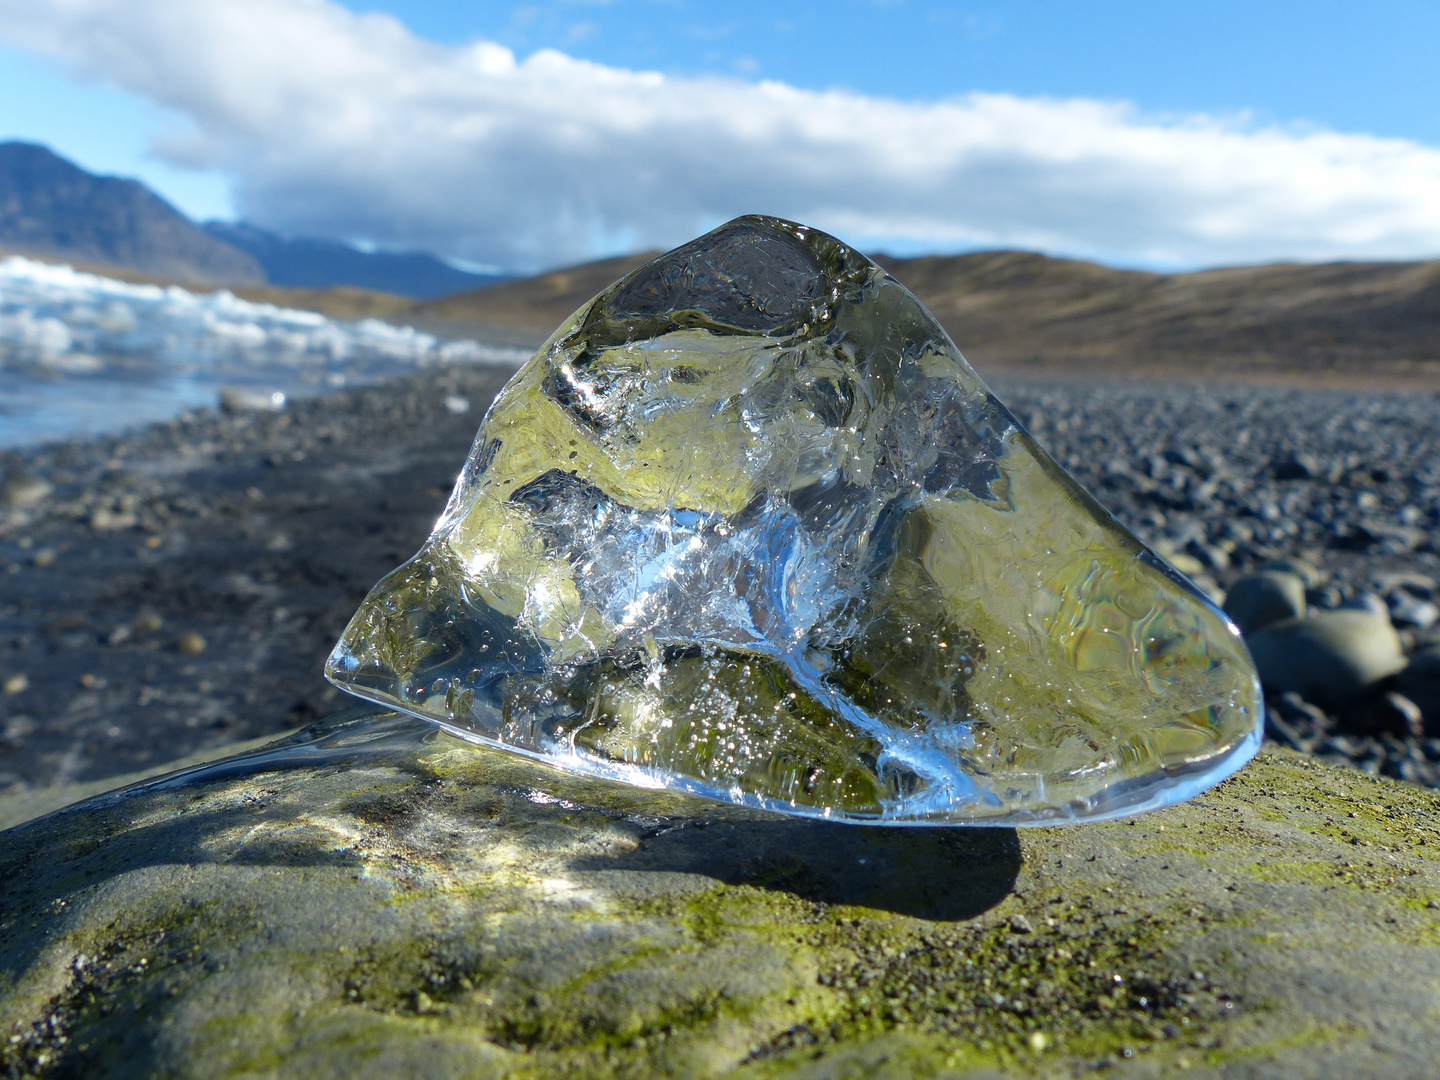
[327, 216, 1261, 823]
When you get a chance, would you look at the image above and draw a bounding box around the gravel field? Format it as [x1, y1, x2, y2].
[1, 366, 1438, 795]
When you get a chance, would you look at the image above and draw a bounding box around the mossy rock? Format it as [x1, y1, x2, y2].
[3, 705, 1440, 1079]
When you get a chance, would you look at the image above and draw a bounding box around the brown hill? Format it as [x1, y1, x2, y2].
[231, 284, 417, 321]
[874, 251, 1440, 383]
[397, 247, 1440, 386]
[409, 252, 659, 338]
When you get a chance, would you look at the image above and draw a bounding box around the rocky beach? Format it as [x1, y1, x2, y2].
[2, 366, 1438, 799]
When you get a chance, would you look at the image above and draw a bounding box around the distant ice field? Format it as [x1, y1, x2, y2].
[0, 256, 529, 448]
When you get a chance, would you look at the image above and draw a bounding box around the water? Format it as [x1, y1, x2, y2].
[0, 256, 531, 448]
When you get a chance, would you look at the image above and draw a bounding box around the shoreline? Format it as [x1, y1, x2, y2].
[0, 363, 516, 792]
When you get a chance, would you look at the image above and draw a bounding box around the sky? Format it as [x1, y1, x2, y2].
[1, 0, 1438, 273]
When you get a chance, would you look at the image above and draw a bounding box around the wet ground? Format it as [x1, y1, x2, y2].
[0, 365, 512, 790]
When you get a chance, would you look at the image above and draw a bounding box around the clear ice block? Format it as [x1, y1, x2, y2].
[326, 216, 1261, 824]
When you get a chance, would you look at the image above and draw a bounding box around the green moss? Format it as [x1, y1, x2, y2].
[6, 734, 1440, 1079]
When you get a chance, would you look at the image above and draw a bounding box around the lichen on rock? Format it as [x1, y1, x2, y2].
[2, 705, 1440, 1078]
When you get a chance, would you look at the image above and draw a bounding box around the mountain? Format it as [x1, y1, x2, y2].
[0, 141, 264, 285]
[202, 221, 507, 299]
[0, 142, 508, 297]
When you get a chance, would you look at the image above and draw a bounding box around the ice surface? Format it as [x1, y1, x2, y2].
[0, 256, 527, 447]
[328, 216, 1262, 824]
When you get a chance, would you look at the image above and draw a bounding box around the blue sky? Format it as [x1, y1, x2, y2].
[353, 0, 1440, 143]
[1, 0, 1438, 271]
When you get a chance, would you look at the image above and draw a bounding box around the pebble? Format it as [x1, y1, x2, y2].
[1271, 452, 1319, 481]
[175, 632, 208, 656]
[219, 387, 287, 413]
[2, 674, 27, 695]
[1186, 538, 1231, 572]
[134, 612, 165, 633]
[1397, 646, 1440, 728]
[0, 475, 52, 509]
[90, 507, 138, 531]
[1246, 612, 1407, 703]
[1388, 591, 1440, 629]
[1336, 592, 1391, 619]
[1352, 691, 1425, 739]
[1264, 557, 1325, 588]
[1223, 571, 1306, 634]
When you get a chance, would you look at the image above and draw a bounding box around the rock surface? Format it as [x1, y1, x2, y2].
[1399, 645, 1440, 727]
[1220, 571, 1305, 635]
[3, 705, 1440, 1079]
[1245, 610, 1406, 703]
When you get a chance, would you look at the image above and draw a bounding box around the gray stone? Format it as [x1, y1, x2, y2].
[3, 707, 1440, 1079]
[1246, 611, 1406, 703]
[218, 386, 287, 413]
[1398, 646, 1440, 730]
[0, 474, 52, 509]
[1271, 452, 1318, 480]
[1378, 574, 1437, 601]
[1352, 691, 1425, 739]
[1388, 591, 1440, 630]
[1264, 556, 1324, 588]
[1223, 570, 1306, 634]
[1337, 591, 1391, 620]
[1185, 537, 1230, 572]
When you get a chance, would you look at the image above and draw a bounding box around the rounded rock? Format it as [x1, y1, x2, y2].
[1336, 592, 1391, 620]
[1397, 646, 1440, 730]
[1263, 557, 1323, 588]
[0, 474, 52, 509]
[1224, 571, 1306, 635]
[1388, 591, 1440, 630]
[219, 386, 286, 413]
[176, 632, 208, 656]
[1246, 611, 1406, 704]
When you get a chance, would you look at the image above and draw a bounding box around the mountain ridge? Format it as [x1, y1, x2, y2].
[0, 142, 505, 296]
[0, 142, 264, 285]
[201, 220, 505, 299]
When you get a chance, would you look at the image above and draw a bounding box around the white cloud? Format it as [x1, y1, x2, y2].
[3, 0, 1440, 271]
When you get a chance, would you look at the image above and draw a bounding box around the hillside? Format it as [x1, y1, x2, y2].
[405, 247, 1440, 384]
[0, 142, 263, 285]
[409, 252, 660, 336]
[875, 250, 1440, 381]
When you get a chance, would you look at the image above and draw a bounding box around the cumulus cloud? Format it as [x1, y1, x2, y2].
[3, 0, 1440, 270]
